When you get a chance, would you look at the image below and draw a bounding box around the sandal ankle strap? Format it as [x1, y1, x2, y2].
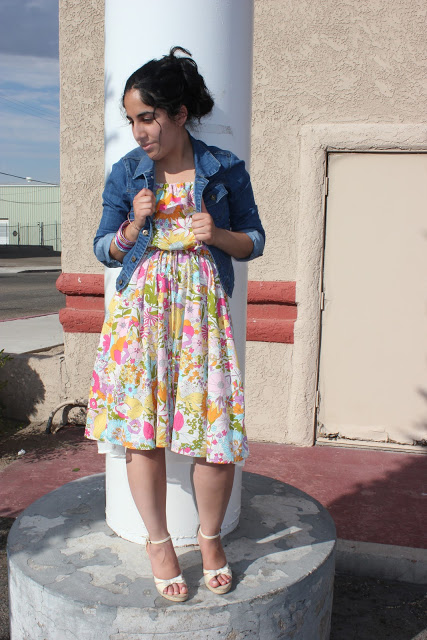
[147, 534, 171, 545]
[199, 527, 221, 540]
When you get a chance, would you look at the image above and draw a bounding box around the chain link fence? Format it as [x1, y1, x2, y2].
[7, 222, 61, 251]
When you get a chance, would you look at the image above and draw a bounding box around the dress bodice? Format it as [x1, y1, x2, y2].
[150, 182, 201, 251]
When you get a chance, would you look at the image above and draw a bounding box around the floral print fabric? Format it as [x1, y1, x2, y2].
[85, 182, 248, 463]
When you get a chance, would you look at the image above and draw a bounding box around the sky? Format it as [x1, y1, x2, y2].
[0, 0, 59, 185]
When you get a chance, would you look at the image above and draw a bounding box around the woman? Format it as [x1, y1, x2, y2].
[85, 46, 265, 602]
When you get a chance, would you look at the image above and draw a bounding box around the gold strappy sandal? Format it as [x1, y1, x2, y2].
[198, 528, 232, 595]
[146, 535, 188, 602]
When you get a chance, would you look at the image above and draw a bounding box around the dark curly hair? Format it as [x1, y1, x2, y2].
[122, 46, 214, 124]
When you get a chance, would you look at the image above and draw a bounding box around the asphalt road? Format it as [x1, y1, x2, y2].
[0, 271, 64, 321]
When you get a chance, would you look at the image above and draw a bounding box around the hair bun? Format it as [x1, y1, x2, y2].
[123, 46, 214, 124]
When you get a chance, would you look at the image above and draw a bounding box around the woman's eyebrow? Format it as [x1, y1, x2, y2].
[137, 110, 155, 117]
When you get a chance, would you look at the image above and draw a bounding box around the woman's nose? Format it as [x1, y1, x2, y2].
[133, 121, 147, 140]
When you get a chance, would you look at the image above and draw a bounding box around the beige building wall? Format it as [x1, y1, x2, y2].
[59, 0, 104, 401]
[248, 0, 427, 445]
[59, 0, 427, 445]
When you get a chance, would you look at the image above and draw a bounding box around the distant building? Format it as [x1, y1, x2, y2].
[0, 184, 61, 251]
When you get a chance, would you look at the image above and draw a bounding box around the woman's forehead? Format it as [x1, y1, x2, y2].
[123, 89, 152, 114]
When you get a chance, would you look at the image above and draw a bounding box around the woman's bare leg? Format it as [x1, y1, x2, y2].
[126, 447, 187, 597]
[193, 459, 235, 588]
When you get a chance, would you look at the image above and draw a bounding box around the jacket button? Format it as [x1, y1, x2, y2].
[131, 256, 136, 262]
[119, 279, 123, 285]
[142, 229, 149, 236]
[210, 194, 216, 201]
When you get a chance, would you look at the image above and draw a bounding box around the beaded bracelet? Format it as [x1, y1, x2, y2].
[114, 220, 135, 253]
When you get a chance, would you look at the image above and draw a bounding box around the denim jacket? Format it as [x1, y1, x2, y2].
[94, 133, 265, 297]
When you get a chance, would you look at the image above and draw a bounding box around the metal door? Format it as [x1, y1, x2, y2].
[0, 220, 8, 245]
[317, 152, 427, 449]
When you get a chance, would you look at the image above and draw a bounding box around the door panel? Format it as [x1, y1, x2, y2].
[0, 220, 8, 245]
[317, 153, 427, 447]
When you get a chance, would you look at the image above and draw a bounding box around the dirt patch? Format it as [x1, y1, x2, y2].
[0, 420, 86, 471]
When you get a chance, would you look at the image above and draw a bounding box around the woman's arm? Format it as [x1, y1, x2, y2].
[225, 157, 265, 261]
[192, 155, 265, 260]
[94, 157, 156, 266]
[93, 159, 131, 268]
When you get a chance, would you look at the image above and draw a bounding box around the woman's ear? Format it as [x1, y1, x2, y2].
[175, 105, 188, 126]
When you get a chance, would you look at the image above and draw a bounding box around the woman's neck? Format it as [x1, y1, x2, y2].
[154, 130, 195, 184]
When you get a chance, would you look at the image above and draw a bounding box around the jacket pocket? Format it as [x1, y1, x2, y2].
[203, 183, 229, 226]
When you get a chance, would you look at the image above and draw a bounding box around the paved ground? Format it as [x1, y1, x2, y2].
[0, 254, 64, 354]
[0, 271, 63, 321]
[0, 313, 63, 353]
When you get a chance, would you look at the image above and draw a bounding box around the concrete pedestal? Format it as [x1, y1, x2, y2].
[8, 472, 336, 639]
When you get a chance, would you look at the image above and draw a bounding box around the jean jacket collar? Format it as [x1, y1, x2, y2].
[131, 132, 221, 181]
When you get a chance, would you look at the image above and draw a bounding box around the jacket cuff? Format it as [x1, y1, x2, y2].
[94, 232, 123, 268]
[233, 230, 265, 262]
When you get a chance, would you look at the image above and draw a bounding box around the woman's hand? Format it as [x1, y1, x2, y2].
[109, 188, 156, 262]
[132, 188, 156, 231]
[122, 188, 156, 244]
[192, 211, 217, 245]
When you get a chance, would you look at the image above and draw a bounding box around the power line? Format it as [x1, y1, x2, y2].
[0, 91, 58, 119]
[0, 94, 59, 126]
[0, 171, 58, 185]
[0, 198, 60, 204]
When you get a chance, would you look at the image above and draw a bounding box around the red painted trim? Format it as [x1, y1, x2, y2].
[247, 318, 295, 344]
[66, 296, 104, 311]
[57, 273, 297, 343]
[56, 273, 104, 296]
[246, 280, 297, 343]
[59, 309, 104, 334]
[248, 304, 297, 321]
[57, 273, 105, 333]
[247, 281, 296, 305]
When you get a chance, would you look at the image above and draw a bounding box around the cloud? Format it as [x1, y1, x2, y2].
[0, 54, 59, 90]
[0, 0, 58, 58]
[0, 89, 59, 115]
[0, 111, 58, 144]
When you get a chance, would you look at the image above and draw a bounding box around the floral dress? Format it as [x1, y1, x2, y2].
[85, 182, 248, 464]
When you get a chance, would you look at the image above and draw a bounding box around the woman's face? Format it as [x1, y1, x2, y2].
[123, 88, 185, 162]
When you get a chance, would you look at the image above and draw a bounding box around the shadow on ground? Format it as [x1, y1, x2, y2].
[331, 573, 426, 640]
[0, 423, 85, 470]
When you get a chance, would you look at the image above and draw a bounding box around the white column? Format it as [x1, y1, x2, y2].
[103, 0, 254, 545]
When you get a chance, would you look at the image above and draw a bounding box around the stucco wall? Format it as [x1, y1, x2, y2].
[59, 0, 427, 445]
[59, 0, 104, 276]
[59, 0, 104, 399]
[250, 0, 427, 284]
